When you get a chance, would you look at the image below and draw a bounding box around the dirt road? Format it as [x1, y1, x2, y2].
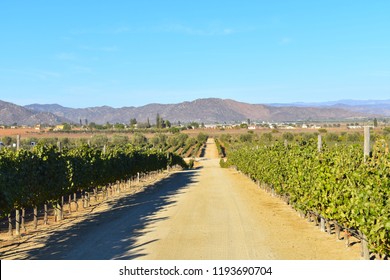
[1, 138, 361, 259]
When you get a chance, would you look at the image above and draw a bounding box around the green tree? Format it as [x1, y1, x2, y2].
[130, 118, 137, 127]
[156, 113, 162, 129]
[147, 118, 151, 128]
[63, 123, 71, 130]
[374, 118, 378, 127]
[114, 123, 125, 130]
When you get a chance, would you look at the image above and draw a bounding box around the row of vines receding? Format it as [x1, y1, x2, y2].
[224, 137, 390, 257]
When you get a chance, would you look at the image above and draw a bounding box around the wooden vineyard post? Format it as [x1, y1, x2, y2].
[44, 203, 48, 225]
[21, 208, 26, 232]
[74, 193, 78, 211]
[364, 126, 370, 162]
[344, 230, 351, 247]
[360, 232, 370, 260]
[334, 222, 341, 240]
[33, 206, 38, 229]
[54, 204, 59, 222]
[325, 220, 331, 235]
[68, 194, 72, 213]
[317, 135, 326, 233]
[85, 192, 89, 207]
[15, 209, 20, 236]
[82, 191, 85, 208]
[320, 216, 326, 232]
[61, 196, 64, 220]
[57, 141, 62, 152]
[314, 214, 319, 226]
[16, 134, 20, 150]
[8, 213, 13, 236]
[318, 134, 322, 152]
[364, 126, 370, 158]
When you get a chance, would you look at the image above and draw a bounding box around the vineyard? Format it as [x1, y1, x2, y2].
[222, 135, 390, 259]
[0, 141, 189, 236]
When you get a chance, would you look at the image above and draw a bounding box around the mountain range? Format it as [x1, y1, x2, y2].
[1, 98, 389, 126]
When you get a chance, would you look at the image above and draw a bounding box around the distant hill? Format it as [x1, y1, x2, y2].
[24, 98, 372, 125]
[0, 100, 71, 126]
[269, 99, 390, 117]
[2, 98, 386, 126]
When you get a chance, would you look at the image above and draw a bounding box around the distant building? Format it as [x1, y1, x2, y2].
[54, 124, 65, 131]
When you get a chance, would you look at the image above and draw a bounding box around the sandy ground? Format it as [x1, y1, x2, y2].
[0, 139, 361, 260]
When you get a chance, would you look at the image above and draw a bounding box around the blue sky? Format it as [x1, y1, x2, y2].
[1, 1, 389, 108]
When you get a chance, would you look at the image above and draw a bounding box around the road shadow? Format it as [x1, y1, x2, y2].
[18, 169, 200, 260]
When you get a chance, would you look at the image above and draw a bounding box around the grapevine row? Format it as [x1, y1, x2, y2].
[225, 139, 390, 257]
[0, 144, 187, 217]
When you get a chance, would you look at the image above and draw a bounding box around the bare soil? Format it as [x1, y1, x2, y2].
[0, 139, 361, 260]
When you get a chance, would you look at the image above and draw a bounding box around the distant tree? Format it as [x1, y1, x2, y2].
[374, 118, 378, 127]
[104, 122, 112, 129]
[88, 122, 97, 129]
[62, 123, 71, 130]
[146, 118, 151, 128]
[156, 113, 162, 129]
[161, 119, 166, 129]
[114, 123, 125, 130]
[130, 118, 137, 127]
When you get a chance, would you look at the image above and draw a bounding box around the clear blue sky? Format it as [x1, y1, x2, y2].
[1, 1, 389, 108]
